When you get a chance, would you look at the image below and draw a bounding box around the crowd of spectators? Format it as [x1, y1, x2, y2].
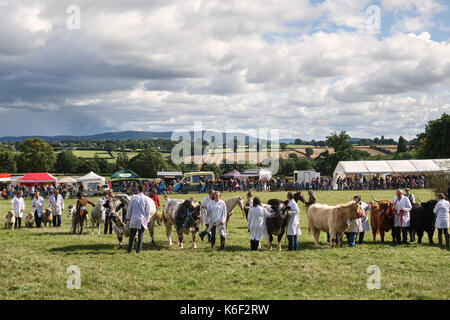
[1, 184, 81, 200]
[0, 174, 430, 199]
[335, 175, 427, 191]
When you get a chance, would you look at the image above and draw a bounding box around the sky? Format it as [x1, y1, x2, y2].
[0, 0, 449, 140]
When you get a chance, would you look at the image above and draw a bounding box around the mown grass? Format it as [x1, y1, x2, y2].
[0, 189, 448, 300]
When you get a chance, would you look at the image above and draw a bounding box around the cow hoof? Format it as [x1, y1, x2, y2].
[179, 244, 183, 249]
[277, 247, 282, 251]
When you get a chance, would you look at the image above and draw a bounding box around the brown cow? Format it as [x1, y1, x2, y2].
[25, 212, 35, 228]
[4, 211, 15, 230]
[370, 195, 395, 242]
[307, 201, 364, 248]
[42, 208, 53, 227]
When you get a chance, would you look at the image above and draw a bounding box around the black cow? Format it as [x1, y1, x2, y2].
[410, 200, 437, 244]
[265, 199, 291, 250]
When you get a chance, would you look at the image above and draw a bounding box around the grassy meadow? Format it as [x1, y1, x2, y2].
[0, 189, 449, 300]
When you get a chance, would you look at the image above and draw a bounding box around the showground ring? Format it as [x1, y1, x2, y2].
[1, 189, 448, 300]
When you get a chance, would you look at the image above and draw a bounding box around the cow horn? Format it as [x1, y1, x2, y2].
[417, 198, 423, 204]
[371, 194, 380, 203]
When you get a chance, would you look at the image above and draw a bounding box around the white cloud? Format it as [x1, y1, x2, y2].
[0, 0, 449, 140]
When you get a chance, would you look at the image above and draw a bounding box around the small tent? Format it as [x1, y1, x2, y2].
[17, 172, 57, 186]
[0, 173, 11, 183]
[222, 169, 244, 179]
[111, 170, 141, 180]
[57, 176, 79, 185]
[77, 171, 105, 191]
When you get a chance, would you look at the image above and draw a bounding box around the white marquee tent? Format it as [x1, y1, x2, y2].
[77, 171, 106, 191]
[57, 176, 79, 185]
[332, 159, 449, 190]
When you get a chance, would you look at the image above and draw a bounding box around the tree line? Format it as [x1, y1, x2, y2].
[0, 113, 448, 177]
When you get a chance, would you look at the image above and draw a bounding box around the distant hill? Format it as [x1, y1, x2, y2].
[0, 130, 271, 143]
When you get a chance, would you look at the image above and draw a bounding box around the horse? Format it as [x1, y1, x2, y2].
[224, 196, 244, 227]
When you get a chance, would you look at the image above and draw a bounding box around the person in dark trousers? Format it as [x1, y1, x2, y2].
[434, 193, 449, 247]
[31, 191, 45, 228]
[49, 188, 64, 227]
[10, 191, 25, 229]
[103, 192, 113, 234]
[247, 197, 275, 250]
[392, 189, 412, 244]
[286, 192, 301, 251]
[126, 185, 154, 253]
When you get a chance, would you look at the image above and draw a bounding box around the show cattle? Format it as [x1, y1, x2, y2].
[67, 205, 90, 234]
[24, 213, 34, 228]
[90, 199, 106, 235]
[370, 195, 395, 242]
[162, 198, 201, 248]
[107, 194, 157, 249]
[4, 211, 15, 229]
[107, 194, 131, 248]
[264, 199, 291, 250]
[410, 199, 437, 244]
[42, 208, 53, 227]
[307, 201, 364, 248]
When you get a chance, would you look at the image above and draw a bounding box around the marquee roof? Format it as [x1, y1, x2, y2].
[17, 172, 57, 183]
[333, 159, 448, 176]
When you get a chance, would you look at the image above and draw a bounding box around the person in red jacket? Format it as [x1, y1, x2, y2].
[149, 189, 161, 225]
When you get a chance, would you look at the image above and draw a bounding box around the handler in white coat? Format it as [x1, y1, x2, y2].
[350, 195, 371, 244]
[31, 191, 45, 228]
[199, 189, 214, 242]
[286, 192, 301, 251]
[392, 189, 412, 244]
[247, 197, 275, 251]
[433, 193, 449, 247]
[125, 185, 156, 253]
[10, 191, 25, 229]
[206, 191, 227, 249]
[48, 188, 64, 227]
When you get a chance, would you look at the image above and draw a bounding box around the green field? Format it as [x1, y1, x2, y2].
[1, 189, 449, 300]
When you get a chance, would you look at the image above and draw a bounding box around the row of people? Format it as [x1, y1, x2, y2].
[9, 189, 64, 229]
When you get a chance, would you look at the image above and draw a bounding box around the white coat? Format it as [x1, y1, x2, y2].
[31, 196, 45, 217]
[247, 206, 274, 241]
[433, 199, 450, 229]
[348, 218, 362, 233]
[10, 196, 25, 218]
[357, 201, 371, 232]
[206, 200, 227, 237]
[200, 195, 212, 225]
[126, 193, 156, 230]
[48, 194, 64, 216]
[392, 196, 412, 227]
[286, 199, 301, 236]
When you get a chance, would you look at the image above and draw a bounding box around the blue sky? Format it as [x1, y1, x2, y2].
[0, 0, 449, 140]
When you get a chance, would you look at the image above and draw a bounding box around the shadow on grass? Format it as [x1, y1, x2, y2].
[49, 243, 117, 255]
[31, 231, 74, 236]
